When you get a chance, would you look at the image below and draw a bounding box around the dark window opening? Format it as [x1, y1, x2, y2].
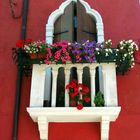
[83, 67, 91, 107]
[56, 67, 65, 107]
[95, 67, 100, 94]
[70, 67, 77, 82]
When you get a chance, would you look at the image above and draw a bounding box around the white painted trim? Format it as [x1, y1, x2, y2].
[46, 0, 104, 44]
[27, 107, 121, 140]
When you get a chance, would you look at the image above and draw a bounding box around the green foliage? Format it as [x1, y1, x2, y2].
[116, 40, 137, 74]
[94, 91, 105, 107]
[15, 39, 138, 75]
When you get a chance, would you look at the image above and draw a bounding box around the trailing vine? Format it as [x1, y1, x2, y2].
[9, 0, 23, 19]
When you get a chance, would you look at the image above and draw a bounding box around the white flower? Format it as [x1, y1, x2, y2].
[25, 46, 30, 50]
[96, 48, 99, 51]
[129, 45, 133, 49]
[109, 48, 112, 53]
[132, 62, 135, 66]
[120, 41, 123, 45]
[131, 42, 135, 46]
[124, 54, 127, 57]
[128, 40, 133, 43]
[105, 53, 109, 56]
[105, 49, 109, 52]
[131, 58, 134, 61]
[135, 44, 139, 50]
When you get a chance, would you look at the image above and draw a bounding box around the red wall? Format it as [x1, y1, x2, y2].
[0, 0, 140, 140]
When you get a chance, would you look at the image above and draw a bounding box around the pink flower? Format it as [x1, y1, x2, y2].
[46, 48, 52, 57]
[54, 51, 61, 59]
[36, 41, 41, 46]
[76, 55, 82, 62]
[62, 48, 67, 52]
[51, 43, 57, 47]
[44, 60, 50, 65]
[61, 56, 66, 62]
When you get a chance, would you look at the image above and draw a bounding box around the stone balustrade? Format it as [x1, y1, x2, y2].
[27, 63, 121, 140]
[29, 63, 118, 108]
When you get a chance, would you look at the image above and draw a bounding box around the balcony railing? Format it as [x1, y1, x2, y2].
[27, 63, 121, 140]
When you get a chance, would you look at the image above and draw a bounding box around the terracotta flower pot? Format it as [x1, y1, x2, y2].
[30, 53, 46, 59]
[37, 53, 46, 58]
[30, 54, 37, 59]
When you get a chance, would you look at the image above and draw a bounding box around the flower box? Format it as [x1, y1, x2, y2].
[95, 49, 117, 63]
[30, 53, 46, 59]
[15, 39, 138, 74]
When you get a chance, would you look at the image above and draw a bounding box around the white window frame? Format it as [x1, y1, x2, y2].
[46, 0, 104, 44]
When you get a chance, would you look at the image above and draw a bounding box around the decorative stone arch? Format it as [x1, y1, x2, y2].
[46, 0, 104, 44]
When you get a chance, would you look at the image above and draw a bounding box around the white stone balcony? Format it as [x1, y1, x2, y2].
[27, 63, 121, 140]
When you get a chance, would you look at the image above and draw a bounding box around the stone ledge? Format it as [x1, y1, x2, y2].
[27, 107, 121, 140]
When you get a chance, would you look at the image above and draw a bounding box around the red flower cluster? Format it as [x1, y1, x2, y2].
[16, 40, 24, 48]
[66, 79, 90, 110]
[16, 39, 32, 48]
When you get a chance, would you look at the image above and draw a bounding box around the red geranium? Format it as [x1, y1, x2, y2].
[83, 86, 90, 93]
[16, 40, 25, 48]
[77, 104, 83, 110]
[66, 79, 90, 110]
[84, 96, 90, 103]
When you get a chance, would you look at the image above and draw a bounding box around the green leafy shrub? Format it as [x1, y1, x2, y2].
[94, 91, 105, 107]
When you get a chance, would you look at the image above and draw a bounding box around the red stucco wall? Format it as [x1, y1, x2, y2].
[0, 0, 140, 140]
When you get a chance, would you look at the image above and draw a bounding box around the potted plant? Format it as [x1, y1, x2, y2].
[95, 40, 117, 63]
[94, 91, 105, 107]
[116, 40, 138, 74]
[66, 79, 90, 110]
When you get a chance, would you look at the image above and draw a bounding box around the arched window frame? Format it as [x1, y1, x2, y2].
[46, 0, 104, 44]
